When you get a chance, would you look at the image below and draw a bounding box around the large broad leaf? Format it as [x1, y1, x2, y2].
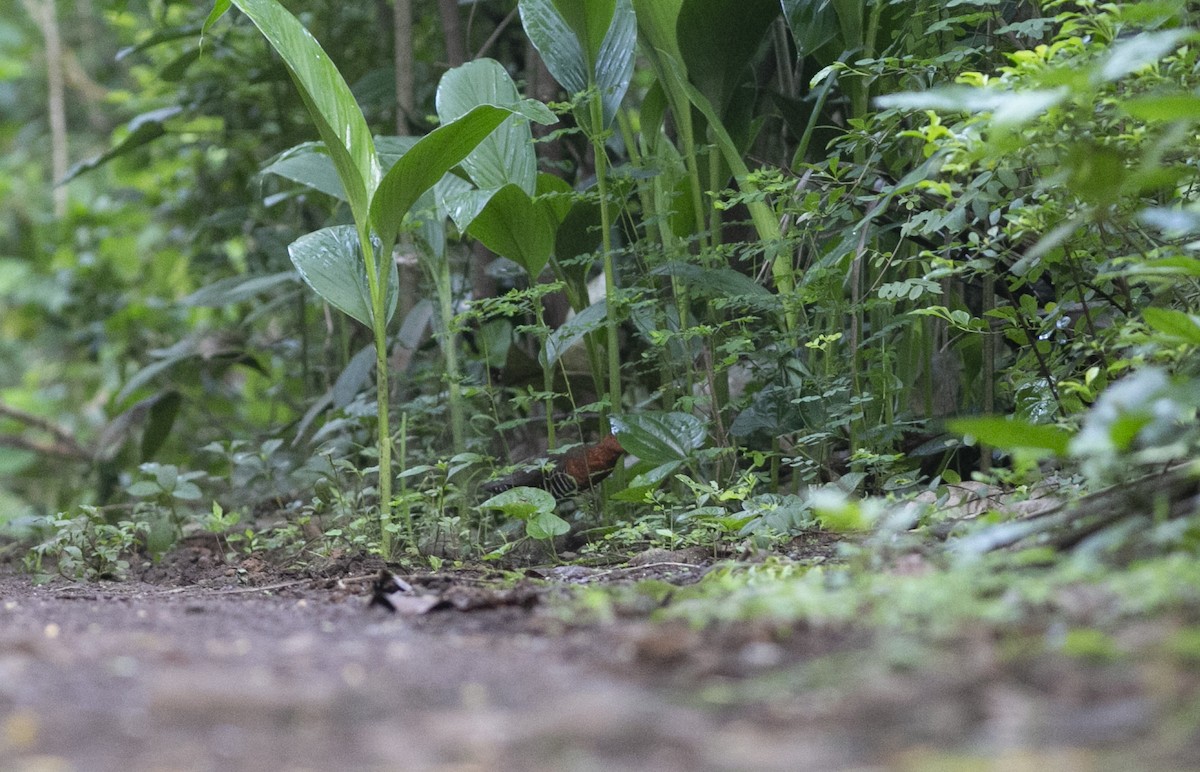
[520, 0, 588, 95]
[436, 59, 537, 194]
[480, 486, 557, 519]
[466, 184, 557, 277]
[610, 411, 706, 465]
[650, 262, 774, 304]
[377, 135, 456, 255]
[632, 0, 684, 66]
[948, 416, 1071, 456]
[288, 225, 398, 328]
[226, 0, 377, 223]
[519, 0, 635, 127]
[677, 0, 778, 117]
[369, 102, 554, 247]
[781, 0, 840, 57]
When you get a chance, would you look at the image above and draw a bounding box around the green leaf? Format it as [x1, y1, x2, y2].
[1144, 307, 1200, 345]
[650, 262, 773, 301]
[333, 345, 377, 409]
[126, 481, 161, 498]
[227, 0, 377, 223]
[172, 481, 204, 501]
[543, 301, 608, 368]
[288, 226, 397, 328]
[152, 464, 179, 491]
[610, 412, 706, 465]
[536, 172, 575, 225]
[202, 0, 232, 36]
[527, 511, 571, 540]
[63, 107, 183, 182]
[521, 0, 588, 94]
[479, 486, 557, 520]
[466, 184, 557, 277]
[781, 0, 840, 57]
[626, 460, 682, 490]
[520, 0, 635, 126]
[260, 143, 346, 200]
[948, 416, 1071, 456]
[140, 391, 181, 462]
[1123, 94, 1200, 122]
[670, 57, 783, 249]
[181, 272, 299, 308]
[369, 104, 533, 247]
[677, 0, 779, 116]
[436, 58, 538, 193]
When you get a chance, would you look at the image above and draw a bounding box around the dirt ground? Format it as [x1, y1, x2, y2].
[1, 539, 1197, 771]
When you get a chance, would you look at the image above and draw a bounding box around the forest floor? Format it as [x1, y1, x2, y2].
[0, 535, 1197, 771]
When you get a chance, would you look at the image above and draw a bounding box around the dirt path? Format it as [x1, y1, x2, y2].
[2, 562, 1196, 771]
[0, 573, 855, 771]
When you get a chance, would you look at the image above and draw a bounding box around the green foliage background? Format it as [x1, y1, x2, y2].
[3, 0, 1199, 570]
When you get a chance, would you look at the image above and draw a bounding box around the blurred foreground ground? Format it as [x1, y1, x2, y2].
[0, 543, 1196, 771]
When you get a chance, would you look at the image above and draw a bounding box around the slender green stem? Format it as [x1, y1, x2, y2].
[398, 411, 415, 548]
[589, 93, 621, 424]
[533, 298, 556, 449]
[434, 253, 466, 454]
[358, 225, 393, 558]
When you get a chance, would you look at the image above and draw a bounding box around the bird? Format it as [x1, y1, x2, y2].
[482, 434, 626, 501]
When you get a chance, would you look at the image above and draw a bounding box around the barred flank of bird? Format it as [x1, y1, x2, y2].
[483, 434, 625, 501]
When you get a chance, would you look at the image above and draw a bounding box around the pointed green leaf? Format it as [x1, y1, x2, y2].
[781, 0, 840, 57]
[1144, 307, 1200, 345]
[521, 0, 588, 94]
[369, 104, 537, 247]
[226, 0, 377, 221]
[288, 225, 397, 328]
[677, 0, 778, 115]
[140, 391, 182, 461]
[520, 0, 635, 126]
[480, 486, 557, 519]
[261, 143, 346, 200]
[63, 107, 182, 182]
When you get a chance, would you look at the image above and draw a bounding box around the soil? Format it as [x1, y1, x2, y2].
[1, 538, 1197, 771]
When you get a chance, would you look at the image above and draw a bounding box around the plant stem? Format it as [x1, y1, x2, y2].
[435, 253, 466, 454]
[359, 225, 393, 558]
[533, 298, 556, 448]
[590, 92, 622, 425]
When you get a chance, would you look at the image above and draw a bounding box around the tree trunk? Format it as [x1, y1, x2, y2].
[393, 0, 414, 134]
[438, 0, 466, 67]
[22, 0, 69, 217]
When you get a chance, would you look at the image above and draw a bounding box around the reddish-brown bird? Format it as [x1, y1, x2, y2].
[483, 434, 626, 501]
